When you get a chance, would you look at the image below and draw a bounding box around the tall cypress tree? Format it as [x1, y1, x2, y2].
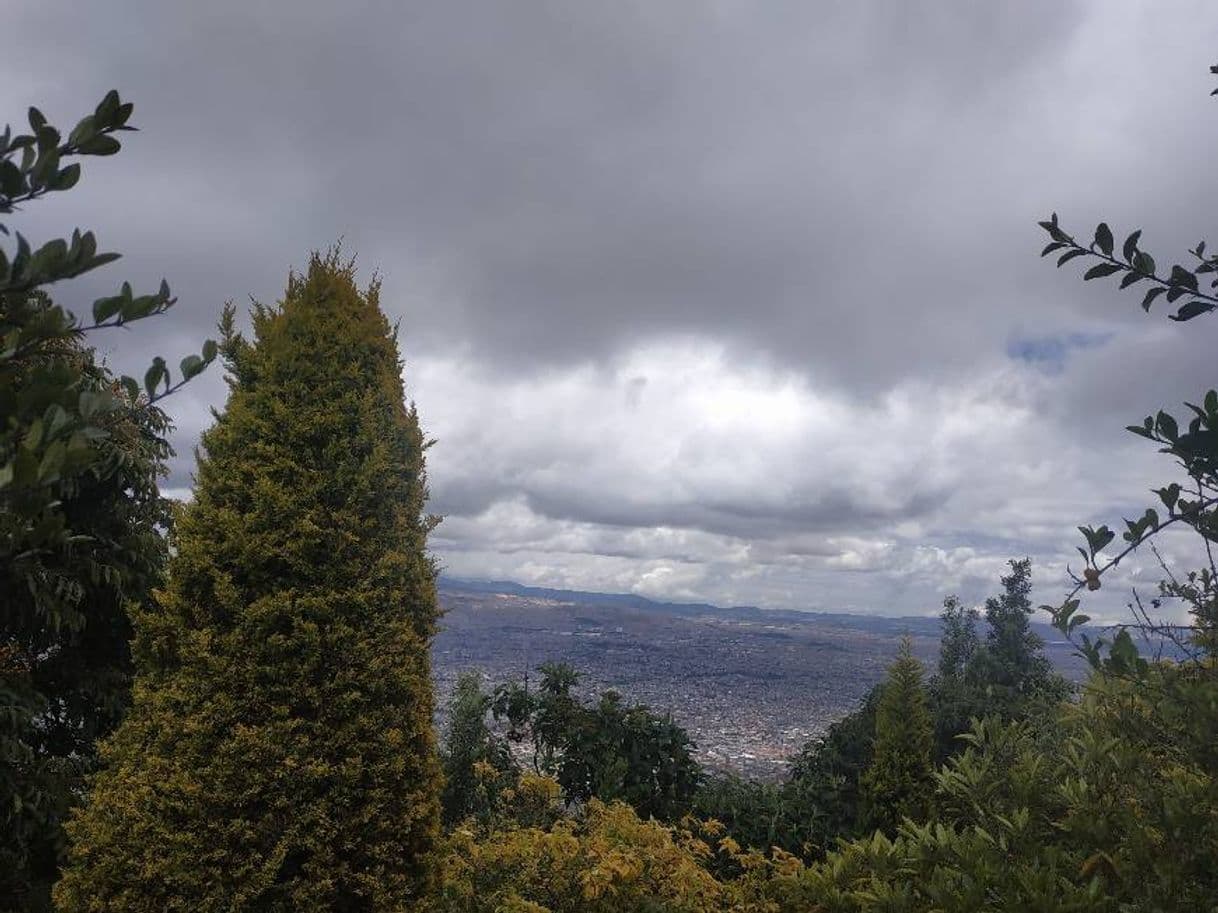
[55, 251, 442, 912]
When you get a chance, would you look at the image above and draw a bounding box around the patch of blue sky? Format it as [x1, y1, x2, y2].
[1006, 331, 1112, 373]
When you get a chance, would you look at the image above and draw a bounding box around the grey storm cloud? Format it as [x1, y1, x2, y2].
[4, 0, 1217, 616]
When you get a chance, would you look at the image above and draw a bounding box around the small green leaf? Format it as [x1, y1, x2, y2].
[35, 124, 60, 153]
[1170, 264, 1199, 292]
[180, 354, 204, 380]
[1157, 484, 1180, 510]
[94, 90, 121, 126]
[144, 357, 166, 397]
[1142, 286, 1166, 311]
[51, 164, 81, 191]
[1083, 263, 1122, 281]
[1170, 300, 1216, 322]
[1122, 229, 1142, 262]
[77, 135, 121, 156]
[1039, 219, 1070, 243]
[37, 439, 66, 483]
[24, 417, 45, 450]
[30, 147, 61, 187]
[1094, 222, 1113, 256]
[1156, 411, 1178, 440]
[0, 159, 22, 196]
[92, 295, 123, 324]
[68, 114, 97, 146]
[1134, 251, 1156, 275]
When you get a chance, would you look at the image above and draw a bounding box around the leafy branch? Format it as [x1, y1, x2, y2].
[1037, 64, 1218, 676]
[0, 92, 218, 492]
[1042, 391, 1218, 673]
[1039, 214, 1218, 323]
[1, 90, 135, 214]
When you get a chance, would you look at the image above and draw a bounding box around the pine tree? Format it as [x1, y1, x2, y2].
[975, 558, 1052, 694]
[860, 636, 933, 832]
[55, 251, 443, 912]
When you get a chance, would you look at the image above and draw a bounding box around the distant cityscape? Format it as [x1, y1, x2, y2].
[431, 579, 1091, 780]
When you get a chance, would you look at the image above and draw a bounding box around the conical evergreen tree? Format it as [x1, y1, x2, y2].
[860, 636, 933, 832]
[55, 251, 442, 912]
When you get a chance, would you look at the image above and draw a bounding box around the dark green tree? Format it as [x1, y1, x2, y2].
[972, 558, 1052, 694]
[55, 251, 442, 912]
[440, 671, 517, 827]
[566, 689, 702, 821]
[860, 637, 933, 832]
[936, 594, 979, 682]
[929, 594, 985, 762]
[1, 93, 214, 911]
[788, 684, 880, 838]
[492, 663, 702, 821]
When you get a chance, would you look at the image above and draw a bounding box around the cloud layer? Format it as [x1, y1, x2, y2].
[5, 0, 1217, 618]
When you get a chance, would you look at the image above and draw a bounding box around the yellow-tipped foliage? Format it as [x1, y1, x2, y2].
[55, 250, 443, 911]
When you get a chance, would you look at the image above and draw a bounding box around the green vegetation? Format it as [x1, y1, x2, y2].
[54, 252, 443, 911]
[440, 671, 517, 827]
[859, 637, 933, 831]
[692, 558, 1069, 861]
[1, 94, 214, 911]
[491, 662, 702, 822]
[423, 670, 1218, 911]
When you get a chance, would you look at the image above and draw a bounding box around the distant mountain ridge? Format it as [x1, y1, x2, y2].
[437, 576, 1059, 641]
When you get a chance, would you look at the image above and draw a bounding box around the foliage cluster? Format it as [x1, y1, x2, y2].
[693, 559, 1069, 863]
[441, 671, 520, 827]
[1, 94, 214, 911]
[428, 663, 1218, 913]
[489, 662, 703, 822]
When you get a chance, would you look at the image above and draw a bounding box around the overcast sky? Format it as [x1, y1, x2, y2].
[6, 1, 1217, 618]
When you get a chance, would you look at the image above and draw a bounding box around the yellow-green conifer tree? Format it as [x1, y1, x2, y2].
[55, 250, 442, 912]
